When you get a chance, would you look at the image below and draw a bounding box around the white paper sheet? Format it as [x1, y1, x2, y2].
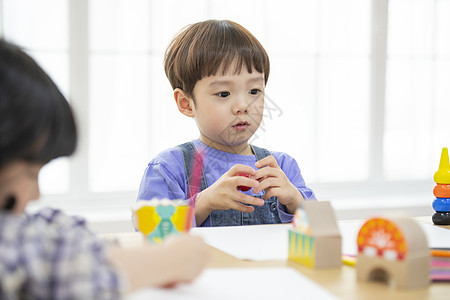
[126, 268, 339, 300]
[191, 220, 450, 260]
[338, 221, 361, 256]
[190, 224, 291, 261]
[420, 222, 450, 249]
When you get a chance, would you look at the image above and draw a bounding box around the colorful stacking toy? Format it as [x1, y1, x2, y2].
[432, 147, 450, 225]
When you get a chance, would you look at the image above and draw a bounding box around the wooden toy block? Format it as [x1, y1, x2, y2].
[356, 217, 430, 289]
[288, 201, 341, 269]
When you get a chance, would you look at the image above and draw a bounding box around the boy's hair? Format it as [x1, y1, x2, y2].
[0, 39, 77, 169]
[164, 19, 270, 99]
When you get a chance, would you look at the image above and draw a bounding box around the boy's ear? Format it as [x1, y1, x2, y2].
[174, 88, 194, 117]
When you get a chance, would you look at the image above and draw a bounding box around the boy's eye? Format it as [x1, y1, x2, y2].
[250, 89, 261, 95]
[216, 91, 230, 98]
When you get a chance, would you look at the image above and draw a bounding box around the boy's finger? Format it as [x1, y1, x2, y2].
[255, 177, 278, 191]
[230, 201, 255, 213]
[254, 166, 273, 181]
[262, 188, 276, 200]
[229, 164, 256, 176]
[255, 155, 279, 169]
[233, 193, 264, 206]
[234, 177, 259, 189]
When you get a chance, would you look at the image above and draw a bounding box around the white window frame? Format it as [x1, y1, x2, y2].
[1, 0, 435, 227]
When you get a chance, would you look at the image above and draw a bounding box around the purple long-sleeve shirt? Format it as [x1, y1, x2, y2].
[137, 139, 316, 226]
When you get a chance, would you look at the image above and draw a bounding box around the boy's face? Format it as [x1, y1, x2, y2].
[0, 161, 42, 214]
[190, 63, 265, 154]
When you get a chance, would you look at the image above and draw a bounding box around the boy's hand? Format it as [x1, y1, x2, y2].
[195, 164, 264, 221]
[253, 155, 304, 214]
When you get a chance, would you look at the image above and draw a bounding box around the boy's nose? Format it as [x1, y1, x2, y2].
[236, 106, 248, 114]
[233, 96, 249, 114]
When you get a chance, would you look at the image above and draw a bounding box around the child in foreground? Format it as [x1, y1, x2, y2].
[137, 20, 315, 227]
[0, 39, 208, 299]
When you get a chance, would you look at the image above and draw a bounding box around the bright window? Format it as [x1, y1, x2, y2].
[1, 0, 449, 216]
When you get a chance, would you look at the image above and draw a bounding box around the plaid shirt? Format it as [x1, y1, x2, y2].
[0, 208, 122, 300]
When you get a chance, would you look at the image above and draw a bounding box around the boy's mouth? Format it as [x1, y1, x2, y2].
[232, 121, 249, 130]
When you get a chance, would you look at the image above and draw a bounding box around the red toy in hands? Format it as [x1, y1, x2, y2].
[237, 173, 251, 191]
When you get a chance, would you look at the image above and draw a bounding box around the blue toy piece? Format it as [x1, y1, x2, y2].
[432, 198, 450, 212]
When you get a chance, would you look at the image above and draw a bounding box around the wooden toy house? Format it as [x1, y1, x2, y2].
[288, 201, 342, 269]
[356, 217, 430, 289]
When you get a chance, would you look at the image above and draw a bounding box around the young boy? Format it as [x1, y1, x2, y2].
[0, 39, 208, 299]
[137, 19, 315, 227]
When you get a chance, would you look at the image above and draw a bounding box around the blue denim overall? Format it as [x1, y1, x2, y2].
[178, 142, 282, 227]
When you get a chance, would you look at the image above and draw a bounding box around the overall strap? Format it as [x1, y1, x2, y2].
[250, 144, 272, 161]
[177, 142, 208, 197]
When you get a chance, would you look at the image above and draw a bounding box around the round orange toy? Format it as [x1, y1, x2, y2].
[433, 184, 450, 198]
